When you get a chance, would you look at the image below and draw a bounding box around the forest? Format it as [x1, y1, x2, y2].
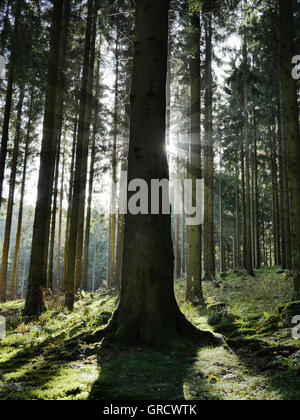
[0, 0, 300, 402]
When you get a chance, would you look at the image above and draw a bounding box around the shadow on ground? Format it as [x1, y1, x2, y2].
[88, 340, 220, 400]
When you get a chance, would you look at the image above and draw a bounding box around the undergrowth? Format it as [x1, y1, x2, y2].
[0, 267, 299, 400]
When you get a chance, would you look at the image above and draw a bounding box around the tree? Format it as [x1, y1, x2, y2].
[24, 0, 71, 316]
[95, 0, 222, 347]
[65, 0, 96, 309]
[0, 0, 22, 207]
[203, 12, 215, 281]
[279, 0, 300, 300]
[186, 11, 204, 303]
[0, 83, 24, 302]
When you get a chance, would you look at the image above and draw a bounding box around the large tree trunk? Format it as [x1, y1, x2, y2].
[101, 0, 222, 348]
[203, 14, 215, 281]
[186, 12, 204, 303]
[0, 0, 22, 207]
[0, 83, 24, 302]
[279, 0, 300, 300]
[24, 0, 70, 316]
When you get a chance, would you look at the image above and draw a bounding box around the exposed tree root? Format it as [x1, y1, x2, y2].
[82, 309, 226, 349]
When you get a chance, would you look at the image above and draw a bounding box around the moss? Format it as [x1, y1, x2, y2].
[1, 269, 300, 400]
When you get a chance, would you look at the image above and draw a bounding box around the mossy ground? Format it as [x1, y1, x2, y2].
[0, 267, 300, 400]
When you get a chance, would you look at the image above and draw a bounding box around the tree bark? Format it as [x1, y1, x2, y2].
[66, 0, 94, 309]
[203, 14, 215, 281]
[62, 99, 78, 292]
[74, 0, 98, 293]
[0, 0, 22, 207]
[24, 0, 70, 316]
[279, 0, 300, 300]
[57, 147, 65, 294]
[243, 42, 254, 276]
[82, 53, 101, 291]
[9, 87, 34, 300]
[101, 0, 221, 347]
[0, 83, 24, 302]
[186, 11, 204, 303]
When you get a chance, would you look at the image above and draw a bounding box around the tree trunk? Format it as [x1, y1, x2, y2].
[219, 162, 224, 274]
[186, 11, 204, 303]
[9, 87, 34, 300]
[82, 52, 101, 291]
[48, 132, 61, 291]
[241, 130, 247, 270]
[243, 42, 254, 276]
[279, 0, 300, 300]
[203, 14, 215, 281]
[24, 0, 70, 316]
[0, 0, 22, 207]
[108, 31, 120, 289]
[102, 0, 221, 348]
[279, 71, 292, 269]
[253, 112, 261, 268]
[66, 0, 95, 309]
[115, 55, 131, 290]
[74, 0, 98, 293]
[0, 83, 24, 302]
[57, 148, 65, 294]
[62, 99, 78, 292]
[235, 164, 241, 269]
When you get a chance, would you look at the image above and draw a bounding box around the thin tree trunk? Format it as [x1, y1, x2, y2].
[74, 3, 98, 293]
[243, 42, 254, 276]
[82, 52, 101, 290]
[0, 83, 24, 302]
[253, 111, 261, 268]
[186, 11, 204, 303]
[203, 13, 215, 281]
[57, 148, 65, 294]
[9, 86, 34, 300]
[62, 99, 78, 292]
[279, 72, 292, 269]
[66, 0, 95, 309]
[236, 164, 241, 269]
[48, 132, 61, 291]
[108, 32, 120, 289]
[219, 162, 224, 273]
[0, 0, 22, 207]
[241, 131, 247, 270]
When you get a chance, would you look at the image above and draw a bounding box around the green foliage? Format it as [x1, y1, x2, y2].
[1, 269, 300, 400]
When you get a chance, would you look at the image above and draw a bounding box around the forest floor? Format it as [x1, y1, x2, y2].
[0, 267, 300, 400]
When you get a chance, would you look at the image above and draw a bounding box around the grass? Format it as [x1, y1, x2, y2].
[0, 267, 300, 400]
